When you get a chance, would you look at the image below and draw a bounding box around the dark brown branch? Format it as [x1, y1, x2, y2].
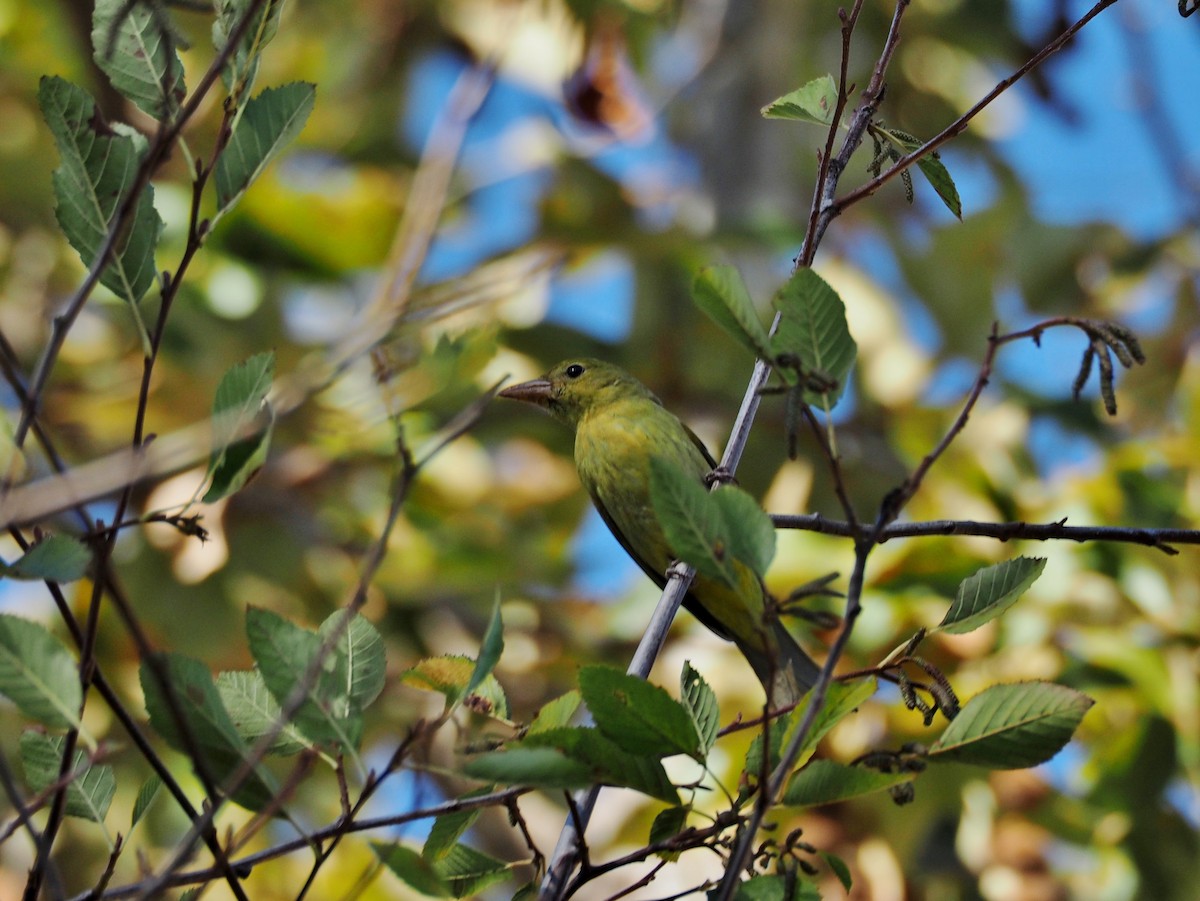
[771, 513, 1192, 556]
[795, 0, 909, 268]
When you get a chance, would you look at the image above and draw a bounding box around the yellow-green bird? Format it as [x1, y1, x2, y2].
[499, 358, 820, 705]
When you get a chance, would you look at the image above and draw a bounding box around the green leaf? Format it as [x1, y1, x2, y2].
[245, 607, 362, 751]
[216, 670, 311, 755]
[319, 611, 386, 711]
[872, 124, 962, 219]
[140, 652, 275, 810]
[579, 666, 701, 759]
[463, 747, 593, 792]
[2, 535, 90, 582]
[213, 0, 286, 96]
[720, 878, 825, 897]
[402, 656, 471, 705]
[527, 690, 581, 735]
[929, 682, 1094, 769]
[937, 557, 1046, 635]
[782, 760, 916, 807]
[711, 486, 775, 579]
[91, 0, 185, 120]
[423, 789, 490, 862]
[723, 874, 822, 900]
[770, 268, 857, 406]
[373, 842, 450, 897]
[130, 775, 162, 831]
[761, 75, 839, 126]
[204, 427, 273, 502]
[649, 458, 775, 585]
[692, 266, 772, 359]
[743, 721, 784, 789]
[465, 594, 503, 701]
[649, 457, 737, 588]
[520, 727, 679, 803]
[820, 851, 853, 892]
[401, 656, 510, 719]
[649, 805, 689, 861]
[787, 677, 877, 770]
[20, 732, 114, 822]
[214, 83, 316, 217]
[0, 615, 81, 731]
[434, 843, 510, 898]
[375, 841, 508, 899]
[38, 77, 162, 311]
[208, 351, 275, 463]
[743, 678, 877, 788]
[680, 663, 719, 755]
[204, 352, 275, 503]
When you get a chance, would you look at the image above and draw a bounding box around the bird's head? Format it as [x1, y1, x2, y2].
[498, 358, 654, 427]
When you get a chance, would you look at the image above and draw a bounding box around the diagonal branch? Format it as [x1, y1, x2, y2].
[833, 0, 1123, 215]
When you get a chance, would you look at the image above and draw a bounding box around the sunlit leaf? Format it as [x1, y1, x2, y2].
[929, 682, 1094, 769]
[761, 75, 838, 126]
[527, 690, 582, 735]
[401, 656, 510, 720]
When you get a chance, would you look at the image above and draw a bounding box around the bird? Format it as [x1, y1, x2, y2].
[499, 358, 821, 706]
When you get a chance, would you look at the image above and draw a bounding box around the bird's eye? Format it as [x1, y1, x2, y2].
[565, 363, 585, 379]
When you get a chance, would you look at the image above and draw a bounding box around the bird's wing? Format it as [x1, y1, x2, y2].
[589, 489, 668, 590]
[681, 422, 719, 470]
[589, 487, 736, 643]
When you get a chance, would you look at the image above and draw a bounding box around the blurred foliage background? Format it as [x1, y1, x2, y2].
[0, 0, 1198, 898]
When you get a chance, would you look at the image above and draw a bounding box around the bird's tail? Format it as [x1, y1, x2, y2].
[738, 620, 822, 708]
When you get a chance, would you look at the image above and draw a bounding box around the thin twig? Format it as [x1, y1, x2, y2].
[832, 0, 1123, 215]
[8, 0, 270, 457]
[66, 787, 532, 901]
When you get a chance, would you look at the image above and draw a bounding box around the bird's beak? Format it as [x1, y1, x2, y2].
[498, 378, 553, 406]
